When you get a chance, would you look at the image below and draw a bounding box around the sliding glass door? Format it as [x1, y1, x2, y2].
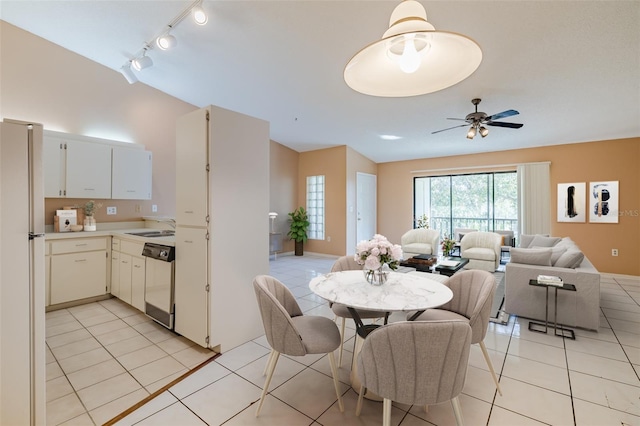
[414, 171, 518, 239]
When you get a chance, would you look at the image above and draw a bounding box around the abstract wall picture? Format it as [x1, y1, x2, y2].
[557, 182, 586, 222]
[589, 181, 619, 223]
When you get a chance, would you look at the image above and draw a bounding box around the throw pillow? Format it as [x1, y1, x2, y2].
[530, 235, 561, 247]
[500, 235, 505, 246]
[510, 247, 553, 266]
[550, 245, 569, 265]
[554, 248, 585, 268]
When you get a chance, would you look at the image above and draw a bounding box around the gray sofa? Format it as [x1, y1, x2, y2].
[504, 235, 600, 330]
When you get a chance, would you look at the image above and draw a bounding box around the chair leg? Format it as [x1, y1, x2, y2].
[451, 396, 465, 426]
[327, 351, 344, 412]
[256, 350, 280, 416]
[382, 398, 392, 426]
[338, 317, 346, 366]
[355, 385, 365, 416]
[479, 341, 503, 396]
[262, 349, 275, 376]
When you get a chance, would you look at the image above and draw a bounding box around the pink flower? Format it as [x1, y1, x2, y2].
[364, 255, 381, 270]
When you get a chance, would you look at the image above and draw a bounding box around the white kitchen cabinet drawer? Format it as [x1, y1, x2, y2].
[51, 237, 107, 254]
[120, 240, 144, 257]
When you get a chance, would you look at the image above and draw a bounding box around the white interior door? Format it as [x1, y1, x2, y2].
[356, 172, 376, 243]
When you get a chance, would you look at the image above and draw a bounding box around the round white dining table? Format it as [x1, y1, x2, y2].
[309, 270, 454, 399]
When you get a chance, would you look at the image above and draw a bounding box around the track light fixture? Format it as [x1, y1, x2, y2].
[119, 0, 208, 84]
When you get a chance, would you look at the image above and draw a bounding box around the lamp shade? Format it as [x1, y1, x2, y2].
[344, 0, 482, 97]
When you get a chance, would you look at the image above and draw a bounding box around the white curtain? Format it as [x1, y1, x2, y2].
[517, 162, 551, 236]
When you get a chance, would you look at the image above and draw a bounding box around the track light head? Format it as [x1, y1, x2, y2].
[156, 33, 177, 50]
[120, 64, 138, 84]
[132, 53, 153, 71]
[479, 126, 489, 137]
[192, 5, 208, 25]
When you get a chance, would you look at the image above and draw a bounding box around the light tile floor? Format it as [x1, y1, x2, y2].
[46, 254, 640, 425]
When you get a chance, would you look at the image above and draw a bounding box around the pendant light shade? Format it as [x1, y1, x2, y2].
[344, 0, 482, 97]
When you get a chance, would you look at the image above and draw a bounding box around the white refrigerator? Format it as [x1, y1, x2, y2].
[0, 119, 46, 424]
[174, 106, 269, 351]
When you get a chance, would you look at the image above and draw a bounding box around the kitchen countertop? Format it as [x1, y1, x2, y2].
[45, 228, 175, 246]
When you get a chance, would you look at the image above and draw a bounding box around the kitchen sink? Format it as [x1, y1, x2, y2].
[125, 230, 175, 238]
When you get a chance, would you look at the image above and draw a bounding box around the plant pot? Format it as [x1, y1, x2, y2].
[294, 241, 304, 256]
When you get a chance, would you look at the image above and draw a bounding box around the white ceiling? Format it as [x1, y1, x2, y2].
[1, 1, 639, 163]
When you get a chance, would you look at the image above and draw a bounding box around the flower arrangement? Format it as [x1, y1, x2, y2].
[415, 214, 430, 229]
[441, 235, 456, 256]
[84, 200, 102, 216]
[354, 234, 403, 272]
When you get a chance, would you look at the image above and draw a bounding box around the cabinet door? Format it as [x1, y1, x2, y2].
[43, 137, 65, 197]
[50, 251, 107, 304]
[174, 227, 209, 347]
[111, 251, 121, 297]
[176, 108, 208, 226]
[131, 256, 146, 311]
[119, 253, 132, 304]
[65, 140, 112, 199]
[112, 148, 152, 200]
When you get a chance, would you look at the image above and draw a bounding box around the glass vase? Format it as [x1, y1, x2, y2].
[83, 215, 97, 231]
[363, 267, 389, 286]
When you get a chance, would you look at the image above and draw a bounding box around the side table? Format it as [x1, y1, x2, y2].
[528, 279, 576, 339]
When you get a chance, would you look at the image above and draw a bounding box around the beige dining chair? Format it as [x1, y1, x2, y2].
[253, 275, 344, 416]
[356, 320, 472, 426]
[330, 256, 388, 365]
[409, 269, 503, 396]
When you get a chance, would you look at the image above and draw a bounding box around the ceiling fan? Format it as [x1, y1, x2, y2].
[432, 98, 523, 139]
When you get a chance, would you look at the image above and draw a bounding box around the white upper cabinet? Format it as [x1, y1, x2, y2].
[43, 130, 152, 200]
[112, 147, 152, 200]
[65, 140, 112, 199]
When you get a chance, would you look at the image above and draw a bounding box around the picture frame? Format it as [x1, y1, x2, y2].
[557, 182, 586, 223]
[589, 181, 619, 223]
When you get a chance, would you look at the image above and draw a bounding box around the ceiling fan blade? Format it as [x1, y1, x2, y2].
[431, 124, 469, 134]
[486, 121, 523, 129]
[486, 109, 519, 121]
[446, 118, 469, 122]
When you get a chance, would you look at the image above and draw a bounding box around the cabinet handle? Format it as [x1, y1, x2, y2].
[134, 265, 141, 268]
[75, 259, 87, 263]
[121, 260, 129, 264]
[84, 188, 95, 191]
[184, 240, 193, 244]
[184, 210, 194, 214]
[75, 243, 88, 247]
[126, 190, 135, 193]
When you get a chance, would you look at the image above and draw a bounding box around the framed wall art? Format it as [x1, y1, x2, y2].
[557, 182, 586, 222]
[589, 181, 619, 223]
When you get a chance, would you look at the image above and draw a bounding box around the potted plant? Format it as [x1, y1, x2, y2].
[287, 207, 309, 256]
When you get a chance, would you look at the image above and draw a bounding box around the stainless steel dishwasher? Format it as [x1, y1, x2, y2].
[142, 242, 176, 329]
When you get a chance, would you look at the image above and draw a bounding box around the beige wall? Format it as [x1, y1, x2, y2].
[378, 138, 640, 276]
[0, 22, 196, 224]
[269, 140, 298, 253]
[298, 146, 347, 255]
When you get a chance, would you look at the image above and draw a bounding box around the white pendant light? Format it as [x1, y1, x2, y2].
[344, 0, 482, 97]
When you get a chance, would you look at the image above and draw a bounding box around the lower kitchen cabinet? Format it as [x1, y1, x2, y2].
[50, 237, 108, 305]
[45, 243, 51, 307]
[111, 238, 145, 310]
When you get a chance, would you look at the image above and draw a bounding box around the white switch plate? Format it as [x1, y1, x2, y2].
[107, 206, 117, 215]
[152, 204, 158, 212]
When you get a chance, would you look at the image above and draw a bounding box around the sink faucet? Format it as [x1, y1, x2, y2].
[143, 216, 176, 229]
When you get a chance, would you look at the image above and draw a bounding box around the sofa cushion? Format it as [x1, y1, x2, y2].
[550, 245, 569, 265]
[510, 247, 552, 266]
[530, 235, 561, 247]
[463, 247, 496, 261]
[554, 248, 585, 268]
[519, 234, 549, 248]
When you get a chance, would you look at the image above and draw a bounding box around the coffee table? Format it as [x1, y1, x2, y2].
[435, 256, 469, 276]
[399, 254, 437, 272]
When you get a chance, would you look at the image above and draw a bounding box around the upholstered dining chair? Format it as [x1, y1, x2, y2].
[409, 269, 503, 396]
[330, 256, 388, 366]
[356, 320, 472, 426]
[253, 275, 344, 416]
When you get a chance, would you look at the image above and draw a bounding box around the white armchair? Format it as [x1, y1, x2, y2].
[460, 231, 501, 272]
[400, 228, 440, 258]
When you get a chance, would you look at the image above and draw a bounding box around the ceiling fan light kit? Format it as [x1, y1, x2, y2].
[343, 0, 483, 97]
[119, 0, 207, 84]
[433, 98, 523, 139]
